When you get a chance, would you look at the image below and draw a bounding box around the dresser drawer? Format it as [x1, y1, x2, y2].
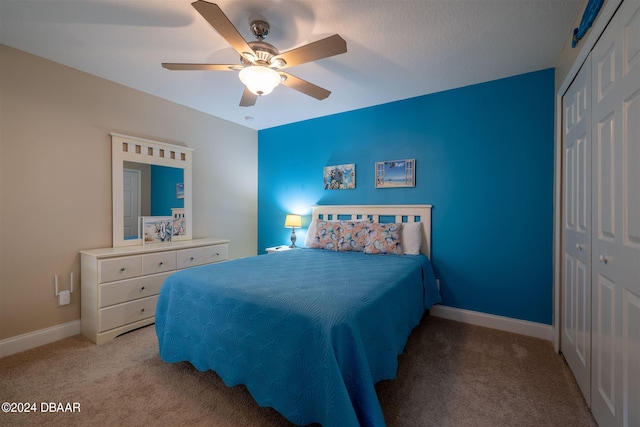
[142, 252, 176, 275]
[99, 272, 171, 308]
[204, 244, 228, 263]
[99, 256, 142, 283]
[177, 247, 204, 269]
[99, 295, 158, 332]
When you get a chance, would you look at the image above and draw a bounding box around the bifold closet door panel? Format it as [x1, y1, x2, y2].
[590, 1, 640, 426]
[561, 55, 592, 403]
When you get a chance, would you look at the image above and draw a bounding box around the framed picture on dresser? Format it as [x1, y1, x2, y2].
[140, 216, 173, 244]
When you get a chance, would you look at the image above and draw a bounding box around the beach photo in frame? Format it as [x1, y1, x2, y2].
[173, 216, 186, 237]
[375, 159, 415, 188]
[176, 183, 184, 199]
[139, 216, 173, 244]
[323, 164, 356, 190]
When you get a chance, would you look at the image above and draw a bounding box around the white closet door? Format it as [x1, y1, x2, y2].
[561, 57, 592, 402]
[590, 1, 640, 425]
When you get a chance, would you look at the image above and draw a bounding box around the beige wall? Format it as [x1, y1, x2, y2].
[0, 45, 258, 340]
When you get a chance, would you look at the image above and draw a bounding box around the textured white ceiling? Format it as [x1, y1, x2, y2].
[0, 0, 584, 130]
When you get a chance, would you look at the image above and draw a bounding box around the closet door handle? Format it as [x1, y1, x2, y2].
[599, 255, 608, 264]
[576, 243, 583, 250]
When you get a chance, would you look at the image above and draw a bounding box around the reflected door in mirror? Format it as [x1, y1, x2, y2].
[123, 168, 141, 239]
[122, 162, 184, 241]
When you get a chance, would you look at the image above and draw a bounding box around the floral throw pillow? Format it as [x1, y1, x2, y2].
[337, 221, 369, 252]
[364, 222, 403, 255]
[309, 220, 340, 250]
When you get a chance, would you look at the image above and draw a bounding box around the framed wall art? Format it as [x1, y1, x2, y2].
[375, 159, 415, 188]
[324, 164, 355, 190]
[139, 216, 173, 244]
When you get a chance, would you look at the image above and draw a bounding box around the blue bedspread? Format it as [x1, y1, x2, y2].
[156, 249, 441, 426]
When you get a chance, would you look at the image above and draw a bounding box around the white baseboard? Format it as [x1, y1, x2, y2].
[0, 308, 551, 358]
[0, 320, 81, 358]
[430, 305, 553, 341]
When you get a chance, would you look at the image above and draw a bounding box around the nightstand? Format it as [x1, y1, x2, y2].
[266, 245, 297, 254]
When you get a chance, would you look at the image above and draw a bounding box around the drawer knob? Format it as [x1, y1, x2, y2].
[190, 257, 195, 261]
[140, 286, 145, 291]
[120, 267, 126, 272]
[159, 261, 164, 266]
[140, 308, 145, 313]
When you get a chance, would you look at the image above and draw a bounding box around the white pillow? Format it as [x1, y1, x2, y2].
[401, 222, 423, 255]
[304, 219, 318, 247]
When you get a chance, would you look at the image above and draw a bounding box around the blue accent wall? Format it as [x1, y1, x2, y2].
[150, 165, 184, 216]
[257, 69, 555, 325]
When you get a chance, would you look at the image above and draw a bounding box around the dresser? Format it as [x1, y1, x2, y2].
[80, 237, 229, 344]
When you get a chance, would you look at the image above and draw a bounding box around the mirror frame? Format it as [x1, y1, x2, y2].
[111, 133, 193, 247]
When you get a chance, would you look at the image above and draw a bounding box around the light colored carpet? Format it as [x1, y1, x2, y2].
[0, 315, 596, 426]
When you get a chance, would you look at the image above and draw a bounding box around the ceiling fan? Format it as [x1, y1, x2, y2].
[162, 1, 347, 107]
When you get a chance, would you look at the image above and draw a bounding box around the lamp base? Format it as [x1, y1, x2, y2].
[290, 229, 297, 248]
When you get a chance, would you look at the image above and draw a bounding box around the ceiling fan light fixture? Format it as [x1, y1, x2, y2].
[271, 57, 286, 68]
[162, 2, 348, 106]
[239, 66, 281, 96]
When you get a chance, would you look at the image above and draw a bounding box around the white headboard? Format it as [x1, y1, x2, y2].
[311, 204, 432, 257]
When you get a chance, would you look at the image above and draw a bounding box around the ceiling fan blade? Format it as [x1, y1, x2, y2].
[274, 34, 347, 68]
[191, 1, 255, 59]
[240, 87, 258, 107]
[280, 72, 331, 100]
[162, 63, 237, 71]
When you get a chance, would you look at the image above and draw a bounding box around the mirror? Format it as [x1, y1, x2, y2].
[122, 162, 184, 240]
[112, 133, 193, 247]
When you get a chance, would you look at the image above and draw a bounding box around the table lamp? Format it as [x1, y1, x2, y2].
[284, 214, 302, 247]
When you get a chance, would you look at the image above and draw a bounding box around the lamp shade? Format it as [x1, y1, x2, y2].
[284, 214, 302, 228]
[239, 66, 281, 96]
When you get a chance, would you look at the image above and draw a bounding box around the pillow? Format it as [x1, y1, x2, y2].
[364, 222, 403, 255]
[401, 221, 423, 255]
[304, 219, 337, 247]
[304, 217, 369, 247]
[304, 219, 318, 247]
[309, 220, 340, 250]
[337, 220, 368, 252]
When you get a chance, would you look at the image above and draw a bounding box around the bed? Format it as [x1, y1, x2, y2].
[155, 204, 441, 426]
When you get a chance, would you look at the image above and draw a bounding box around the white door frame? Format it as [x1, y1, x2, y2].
[553, 0, 623, 352]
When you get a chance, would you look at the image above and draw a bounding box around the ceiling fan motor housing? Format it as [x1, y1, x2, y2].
[242, 40, 280, 66]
